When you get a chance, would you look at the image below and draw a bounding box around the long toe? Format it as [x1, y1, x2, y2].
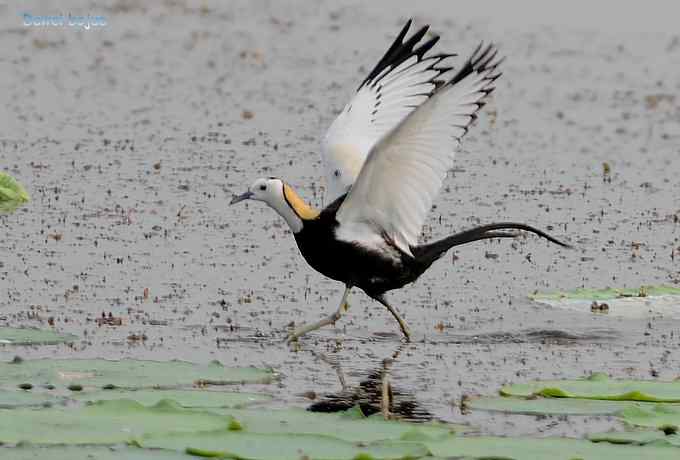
[286, 325, 313, 345]
[286, 331, 301, 344]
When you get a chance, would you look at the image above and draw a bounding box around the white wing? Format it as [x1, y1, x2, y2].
[335, 44, 502, 256]
[322, 20, 455, 203]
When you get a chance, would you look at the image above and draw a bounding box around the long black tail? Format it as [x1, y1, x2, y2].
[412, 222, 571, 266]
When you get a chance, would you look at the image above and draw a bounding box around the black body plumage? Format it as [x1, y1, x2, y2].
[294, 195, 570, 301]
[294, 197, 426, 298]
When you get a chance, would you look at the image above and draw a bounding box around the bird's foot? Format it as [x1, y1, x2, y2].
[285, 306, 346, 345]
[397, 321, 411, 343]
[286, 325, 309, 345]
[286, 337, 303, 352]
[286, 311, 341, 344]
[286, 330, 303, 345]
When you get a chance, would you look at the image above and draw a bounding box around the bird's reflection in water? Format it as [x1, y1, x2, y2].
[306, 344, 433, 422]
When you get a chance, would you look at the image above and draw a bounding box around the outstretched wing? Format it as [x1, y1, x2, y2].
[322, 20, 455, 203]
[335, 44, 503, 256]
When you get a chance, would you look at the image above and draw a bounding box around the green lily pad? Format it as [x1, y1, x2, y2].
[426, 435, 680, 459]
[0, 399, 231, 444]
[0, 327, 77, 345]
[620, 405, 680, 431]
[530, 286, 680, 319]
[0, 172, 30, 213]
[141, 431, 429, 460]
[468, 395, 664, 415]
[0, 398, 451, 458]
[71, 389, 271, 408]
[500, 373, 680, 402]
[0, 389, 62, 408]
[589, 429, 680, 447]
[0, 358, 274, 390]
[210, 407, 461, 443]
[530, 286, 680, 301]
[2, 445, 193, 460]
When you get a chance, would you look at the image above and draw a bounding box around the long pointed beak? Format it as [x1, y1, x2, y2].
[230, 190, 253, 205]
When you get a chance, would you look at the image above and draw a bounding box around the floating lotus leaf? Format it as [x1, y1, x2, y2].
[0, 172, 30, 213]
[1, 395, 679, 460]
[71, 389, 271, 408]
[530, 286, 680, 301]
[0, 358, 274, 389]
[0, 390, 61, 408]
[529, 286, 680, 319]
[468, 395, 664, 415]
[426, 435, 680, 460]
[0, 388, 269, 410]
[620, 405, 680, 431]
[140, 431, 429, 460]
[589, 429, 680, 447]
[2, 445, 193, 460]
[209, 407, 460, 443]
[500, 373, 680, 402]
[0, 399, 231, 444]
[0, 327, 77, 345]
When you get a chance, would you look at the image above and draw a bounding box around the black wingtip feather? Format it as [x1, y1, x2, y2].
[447, 42, 503, 88]
[405, 25, 430, 48]
[414, 35, 440, 59]
[359, 20, 451, 92]
[394, 19, 413, 46]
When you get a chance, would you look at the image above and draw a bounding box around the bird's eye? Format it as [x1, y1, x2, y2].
[259, 184, 267, 191]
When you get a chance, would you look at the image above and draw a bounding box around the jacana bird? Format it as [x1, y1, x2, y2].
[231, 20, 570, 343]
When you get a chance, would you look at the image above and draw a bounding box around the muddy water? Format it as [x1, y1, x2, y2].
[1, 0, 679, 438]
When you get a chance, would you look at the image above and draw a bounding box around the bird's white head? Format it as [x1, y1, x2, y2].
[230, 177, 283, 206]
[230, 177, 319, 233]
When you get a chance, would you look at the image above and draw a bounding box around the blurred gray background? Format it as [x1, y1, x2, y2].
[1, 0, 679, 434]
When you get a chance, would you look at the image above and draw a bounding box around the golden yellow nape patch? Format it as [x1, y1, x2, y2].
[283, 184, 319, 220]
